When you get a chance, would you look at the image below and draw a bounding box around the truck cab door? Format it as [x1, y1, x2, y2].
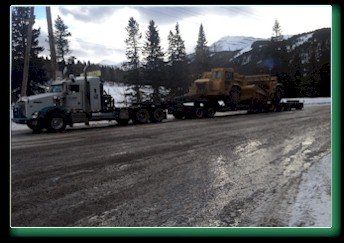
[66, 84, 83, 111]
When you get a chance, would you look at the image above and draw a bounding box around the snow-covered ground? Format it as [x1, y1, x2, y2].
[289, 153, 331, 227]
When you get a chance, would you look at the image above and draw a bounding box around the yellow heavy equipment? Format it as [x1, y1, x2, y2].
[169, 67, 302, 119]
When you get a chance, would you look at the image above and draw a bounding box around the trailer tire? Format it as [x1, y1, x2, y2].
[150, 108, 165, 123]
[45, 112, 66, 132]
[133, 108, 150, 124]
[204, 107, 216, 118]
[194, 108, 204, 119]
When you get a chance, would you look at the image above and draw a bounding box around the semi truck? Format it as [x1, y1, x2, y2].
[12, 70, 167, 133]
[168, 67, 303, 119]
[12, 67, 303, 133]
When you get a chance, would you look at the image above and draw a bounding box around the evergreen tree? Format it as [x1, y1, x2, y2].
[167, 23, 188, 96]
[12, 7, 44, 60]
[123, 17, 142, 103]
[54, 15, 72, 69]
[272, 19, 283, 42]
[142, 20, 165, 102]
[11, 7, 45, 96]
[194, 24, 210, 77]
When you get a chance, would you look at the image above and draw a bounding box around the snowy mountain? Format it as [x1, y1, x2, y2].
[209, 36, 264, 52]
[98, 59, 120, 67]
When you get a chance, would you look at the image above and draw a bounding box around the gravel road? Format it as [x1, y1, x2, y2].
[10, 105, 331, 227]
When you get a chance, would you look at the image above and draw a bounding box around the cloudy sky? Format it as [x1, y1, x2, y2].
[25, 5, 331, 65]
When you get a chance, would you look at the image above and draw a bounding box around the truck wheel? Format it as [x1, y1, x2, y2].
[194, 108, 204, 119]
[150, 108, 165, 123]
[204, 107, 216, 118]
[133, 108, 150, 124]
[45, 113, 66, 132]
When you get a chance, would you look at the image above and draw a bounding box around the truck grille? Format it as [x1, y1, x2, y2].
[13, 102, 26, 119]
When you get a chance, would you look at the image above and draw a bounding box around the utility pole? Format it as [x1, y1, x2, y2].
[46, 6, 57, 80]
[21, 7, 34, 97]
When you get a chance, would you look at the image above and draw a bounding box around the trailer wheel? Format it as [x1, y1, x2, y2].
[204, 107, 216, 118]
[150, 108, 165, 123]
[133, 108, 150, 124]
[194, 108, 204, 118]
[45, 113, 66, 132]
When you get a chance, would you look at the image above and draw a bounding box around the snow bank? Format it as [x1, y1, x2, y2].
[289, 153, 332, 227]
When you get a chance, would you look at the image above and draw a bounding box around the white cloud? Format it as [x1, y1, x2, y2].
[32, 5, 332, 65]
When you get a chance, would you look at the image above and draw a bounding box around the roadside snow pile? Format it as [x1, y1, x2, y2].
[289, 153, 332, 227]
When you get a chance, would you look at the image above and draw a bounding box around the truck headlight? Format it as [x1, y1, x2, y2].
[32, 111, 40, 119]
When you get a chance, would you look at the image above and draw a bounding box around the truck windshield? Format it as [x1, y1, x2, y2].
[49, 85, 63, 93]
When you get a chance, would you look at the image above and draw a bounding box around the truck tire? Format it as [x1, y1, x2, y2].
[204, 107, 216, 118]
[194, 108, 204, 119]
[150, 108, 165, 123]
[45, 112, 66, 132]
[133, 108, 150, 124]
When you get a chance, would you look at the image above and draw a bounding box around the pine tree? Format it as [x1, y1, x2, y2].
[167, 23, 188, 96]
[12, 7, 44, 60]
[11, 7, 45, 95]
[194, 24, 210, 77]
[142, 20, 165, 102]
[54, 15, 72, 69]
[272, 19, 283, 42]
[123, 17, 142, 103]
